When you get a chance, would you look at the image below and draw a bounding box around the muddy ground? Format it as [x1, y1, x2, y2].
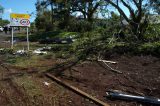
[0, 54, 159, 106]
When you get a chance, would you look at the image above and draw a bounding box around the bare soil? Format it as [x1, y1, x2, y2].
[0, 52, 159, 106]
[60, 55, 160, 106]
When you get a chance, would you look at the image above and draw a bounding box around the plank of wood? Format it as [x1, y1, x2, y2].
[98, 60, 117, 64]
[46, 73, 110, 106]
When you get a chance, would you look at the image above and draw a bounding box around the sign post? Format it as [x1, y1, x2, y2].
[11, 27, 14, 49]
[10, 13, 30, 51]
[27, 27, 29, 51]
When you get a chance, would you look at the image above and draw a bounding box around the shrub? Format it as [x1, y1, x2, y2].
[67, 18, 94, 32]
[138, 42, 160, 56]
[144, 24, 160, 42]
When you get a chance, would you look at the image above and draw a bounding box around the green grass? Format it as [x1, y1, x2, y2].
[14, 75, 42, 97]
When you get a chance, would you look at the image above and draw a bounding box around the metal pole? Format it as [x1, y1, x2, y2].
[11, 27, 14, 49]
[27, 27, 29, 51]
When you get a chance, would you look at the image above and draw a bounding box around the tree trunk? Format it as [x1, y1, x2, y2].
[51, 3, 54, 24]
[130, 19, 148, 41]
[87, 13, 93, 22]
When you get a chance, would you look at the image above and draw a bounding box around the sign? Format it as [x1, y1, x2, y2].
[10, 13, 30, 27]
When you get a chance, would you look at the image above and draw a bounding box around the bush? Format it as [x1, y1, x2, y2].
[0, 49, 13, 55]
[144, 24, 160, 42]
[67, 18, 94, 32]
[98, 41, 160, 57]
[138, 42, 160, 56]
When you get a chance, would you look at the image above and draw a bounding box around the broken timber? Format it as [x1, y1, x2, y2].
[98, 60, 117, 64]
[46, 73, 110, 106]
[102, 61, 122, 74]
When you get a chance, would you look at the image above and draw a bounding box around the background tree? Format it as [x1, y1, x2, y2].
[35, 10, 52, 31]
[0, 20, 9, 26]
[104, 0, 149, 41]
[71, 0, 106, 22]
[149, 0, 160, 14]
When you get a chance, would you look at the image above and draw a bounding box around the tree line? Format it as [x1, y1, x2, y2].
[35, 0, 160, 41]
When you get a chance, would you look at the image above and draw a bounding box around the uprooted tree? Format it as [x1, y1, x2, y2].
[104, 0, 149, 41]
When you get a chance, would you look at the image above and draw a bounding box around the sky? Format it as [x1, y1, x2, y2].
[0, 0, 132, 22]
[0, 0, 36, 22]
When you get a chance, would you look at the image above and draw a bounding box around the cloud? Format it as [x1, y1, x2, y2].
[5, 8, 12, 13]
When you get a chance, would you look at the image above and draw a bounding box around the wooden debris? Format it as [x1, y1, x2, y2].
[97, 53, 122, 74]
[101, 61, 122, 74]
[98, 60, 117, 64]
[46, 73, 110, 106]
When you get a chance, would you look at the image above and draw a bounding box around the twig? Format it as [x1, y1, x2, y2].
[97, 53, 122, 74]
[102, 61, 122, 74]
[98, 60, 117, 64]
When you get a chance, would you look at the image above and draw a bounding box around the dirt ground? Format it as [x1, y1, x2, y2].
[60, 55, 160, 106]
[0, 54, 159, 106]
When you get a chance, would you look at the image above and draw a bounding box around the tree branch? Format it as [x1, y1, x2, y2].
[92, 1, 100, 12]
[137, 0, 143, 22]
[132, 0, 140, 9]
[121, 0, 136, 20]
[104, 0, 130, 22]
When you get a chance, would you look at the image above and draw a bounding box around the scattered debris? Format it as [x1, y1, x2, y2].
[101, 61, 122, 74]
[32, 46, 52, 55]
[16, 50, 26, 55]
[97, 54, 122, 74]
[61, 40, 67, 44]
[42, 46, 52, 51]
[2, 40, 10, 43]
[98, 59, 117, 64]
[106, 90, 160, 105]
[43, 81, 50, 86]
[33, 49, 47, 55]
[0, 48, 5, 51]
[12, 49, 27, 55]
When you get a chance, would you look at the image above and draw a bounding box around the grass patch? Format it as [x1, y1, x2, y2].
[14, 75, 42, 97]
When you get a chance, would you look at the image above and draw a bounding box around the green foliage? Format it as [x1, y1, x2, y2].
[0, 49, 13, 55]
[35, 11, 53, 31]
[69, 31, 103, 60]
[138, 42, 160, 56]
[149, 0, 160, 14]
[15, 31, 77, 42]
[0, 19, 9, 26]
[66, 18, 94, 32]
[31, 0, 160, 59]
[144, 24, 160, 41]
